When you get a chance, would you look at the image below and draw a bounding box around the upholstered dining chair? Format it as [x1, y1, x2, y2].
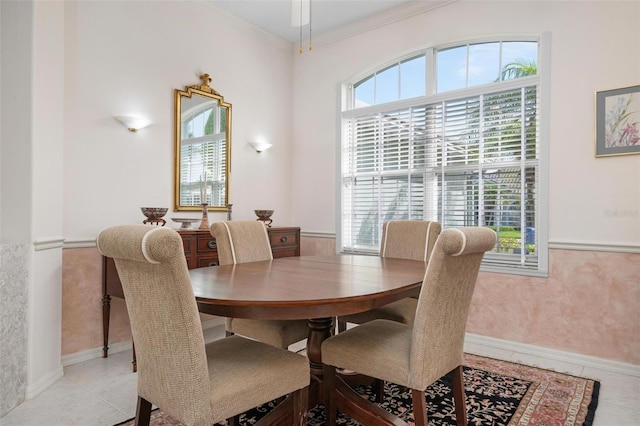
[337, 220, 441, 333]
[322, 227, 497, 426]
[210, 221, 309, 349]
[97, 225, 309, 426]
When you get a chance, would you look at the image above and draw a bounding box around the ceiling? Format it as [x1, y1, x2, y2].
[210, 0, 449, 45]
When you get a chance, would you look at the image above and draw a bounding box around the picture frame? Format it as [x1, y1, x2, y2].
[595, 85, 640, 157]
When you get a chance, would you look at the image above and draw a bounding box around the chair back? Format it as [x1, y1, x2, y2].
[380, 220, 441, 262]
[210, 221, 273, 265]
[408, 227, 496, 390]
[97, 225, 212, 425]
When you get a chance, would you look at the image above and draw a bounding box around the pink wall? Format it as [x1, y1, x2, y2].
[61, 241, 639, 365]
[62, 248, 131, 356]
[468, 249, 639, 364]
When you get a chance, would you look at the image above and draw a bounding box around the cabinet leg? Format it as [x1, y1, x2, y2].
[102, 294, 111, 358]
[132, 339, 137, 372]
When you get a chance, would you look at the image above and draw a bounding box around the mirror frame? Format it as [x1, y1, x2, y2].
[174, 74, 231, 212]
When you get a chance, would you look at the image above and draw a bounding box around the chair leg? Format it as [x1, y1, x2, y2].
[337, 320, 347, 333]
[134, 396, 152, 426]
[323, 364, 337, 426]
[292, 386, 309, 426]
[450, 365, 468, 426]
[227, 414, 240, 426]
[374, 378, 385, 403]
[132, 339, 137, 372]
[410, 389, 428, 426]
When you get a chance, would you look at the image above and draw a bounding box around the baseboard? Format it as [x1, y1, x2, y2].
[201, 317, 225, 329]
[26, 366, 64, 400]
[465, 333, 640, 377]
[61, 340, 133, 367]
[61, 317, 225, 367]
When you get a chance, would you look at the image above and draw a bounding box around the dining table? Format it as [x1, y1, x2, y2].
[190, 254, 427, 426]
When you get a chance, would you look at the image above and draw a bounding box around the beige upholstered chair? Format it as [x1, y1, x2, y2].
[337, 220, 441, 332]
[211, 221, 309, 349]
[322, 227, 496, 426]
[97, 225, 309, 426]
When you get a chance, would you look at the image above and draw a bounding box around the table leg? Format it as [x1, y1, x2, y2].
[306, 317, 334, 379]
[255, 317, 333, 425]
[102, 293, 111, 358]
[334, 377, 408, 426]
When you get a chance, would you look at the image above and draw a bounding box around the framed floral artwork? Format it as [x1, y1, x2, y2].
[595, 85, 640, 157]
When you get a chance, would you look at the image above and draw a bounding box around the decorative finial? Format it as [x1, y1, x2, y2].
[192, 73, 220, 95]
[199, 73, 212, 87]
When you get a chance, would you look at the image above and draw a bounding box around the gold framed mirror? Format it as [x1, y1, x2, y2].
[174, 74, 231, 211]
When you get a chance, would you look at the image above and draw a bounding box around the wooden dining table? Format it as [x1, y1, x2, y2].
[190, 254, 426, 425]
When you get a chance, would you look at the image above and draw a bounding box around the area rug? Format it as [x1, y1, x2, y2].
[114, 353, 599, 426]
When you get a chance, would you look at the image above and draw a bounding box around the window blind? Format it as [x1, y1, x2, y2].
[180, 106, 227, 206]
[342, 85, 539, 271]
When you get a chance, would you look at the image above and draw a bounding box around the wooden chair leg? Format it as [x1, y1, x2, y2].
[374, 378, 385, 403]
[411, 389, 428, 426]
[323, 364, 337, 426]
[292, 386, 309, 426]
[337, 320, 347, 333]
[450, 365, 468, 426]
[134, 396, 152, 426]
[132, 339, 137, 372]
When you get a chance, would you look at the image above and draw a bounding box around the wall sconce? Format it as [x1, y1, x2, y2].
[248, 141, 273, 153]
[114, 115, 153, 132]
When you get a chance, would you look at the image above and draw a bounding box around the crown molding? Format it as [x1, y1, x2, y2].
[313, 0, 458, 47]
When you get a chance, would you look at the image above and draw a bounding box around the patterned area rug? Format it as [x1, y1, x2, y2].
[114, 354, 599, 426]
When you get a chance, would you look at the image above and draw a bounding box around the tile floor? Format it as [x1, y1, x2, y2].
[1, 326, 639, 426]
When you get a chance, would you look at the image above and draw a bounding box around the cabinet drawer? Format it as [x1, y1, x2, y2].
[196, 255, 219, 268]
[273, 248, 298, 259]
[196, 235, 218, 253]
[268, 230, 298, 249]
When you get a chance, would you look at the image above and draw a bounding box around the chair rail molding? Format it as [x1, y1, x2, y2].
[33, 237, 66, 251]
[301, 231, 336, 239]
[62, 238, 97, 249]
[548, 239, 640, 254]
[62, 236, 640, 254]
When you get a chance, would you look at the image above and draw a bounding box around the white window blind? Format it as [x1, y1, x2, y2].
[342, 83, 541, 272]
[180, 106, 227, 206]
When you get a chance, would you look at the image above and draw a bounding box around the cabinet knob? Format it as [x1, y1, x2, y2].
[207, 240, 217, 249]
[280, 236, 288, 243]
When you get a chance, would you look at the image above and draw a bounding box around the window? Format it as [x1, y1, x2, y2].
[354, 55, 426, 107]
[341, 37, 548, 275]
[180, 104, 227, 206]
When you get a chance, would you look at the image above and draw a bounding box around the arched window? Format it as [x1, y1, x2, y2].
[340, 36, 549, 275]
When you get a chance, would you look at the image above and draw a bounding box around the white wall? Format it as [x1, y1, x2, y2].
[63, 1, 295, 241]
[290, 1, 640, 246]
[28, 0, 65, 399]
[1, 0, 66, 409]
[1, 0, 34, 414]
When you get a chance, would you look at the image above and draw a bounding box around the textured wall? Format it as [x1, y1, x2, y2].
[468, 249, 640, 365]
[61, 248, 131, 356]
[0, 244, 29, 416]
[61, 241, 640, 366]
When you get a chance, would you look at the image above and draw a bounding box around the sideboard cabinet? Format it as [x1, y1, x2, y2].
[102, 226, 300, 369]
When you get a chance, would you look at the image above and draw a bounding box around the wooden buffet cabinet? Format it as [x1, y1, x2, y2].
[102, 226, 300, 370]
